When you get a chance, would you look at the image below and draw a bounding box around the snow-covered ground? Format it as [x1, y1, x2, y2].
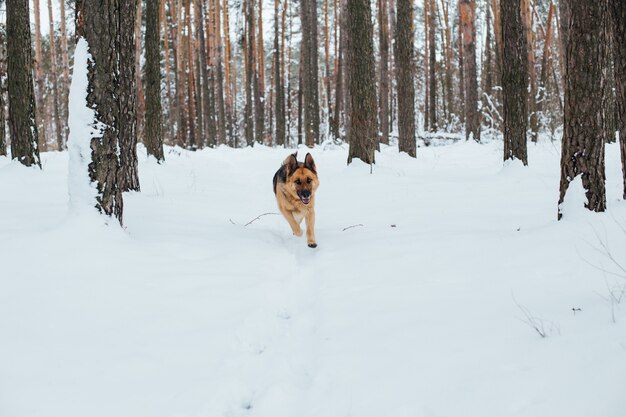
[1, 139, 625, 417]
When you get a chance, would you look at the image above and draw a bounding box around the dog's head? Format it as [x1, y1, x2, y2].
[284, 152, 319, 205]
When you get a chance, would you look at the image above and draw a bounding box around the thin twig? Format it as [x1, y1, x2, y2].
[342, 224, 364, 232]
[244, 212, 280, 227]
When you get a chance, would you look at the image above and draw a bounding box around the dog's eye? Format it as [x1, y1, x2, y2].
[306, 178, 312, 184]
[295, 179, 301, 185]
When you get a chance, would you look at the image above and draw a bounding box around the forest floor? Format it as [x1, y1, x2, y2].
[1, 138, 626, 417]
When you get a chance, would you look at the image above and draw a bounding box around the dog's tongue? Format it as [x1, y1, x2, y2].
[301, 197, 310, 204]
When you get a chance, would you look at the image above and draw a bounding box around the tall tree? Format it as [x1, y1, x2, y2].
[301, 0, 321, 146]
[119, 0, 140, 191]
[7, 0, 40, 167]
[76, 0, 137, 222]
[395, 0, 416, 157]
[378, 0, 390, 144]
[145, 0, 164, 161]
[428, 0, 437, 131]
[244, 0, 255, 146]
[0, 23, 6, 157]
[274, 0, 286, 146]
[59, 0, 71, 141]
[346, 0, 377, 164]
[32, 0, 46, 151]
[459, 0, 480, 141]
[609, 0, 626, 198]
[47, 0, 64, 150]
[521, 0, 538, 142]
[558, 0, 608, 218]
[501, 0, 528, 164]
[135, 0, 146, 143]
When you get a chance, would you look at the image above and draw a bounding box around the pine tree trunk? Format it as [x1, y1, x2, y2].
[145, 0, 165, 161]
[301, 0, 321, 146]
[47, 0, 63, 150]
[213, 0, 227, 145]
[501, 0, 528, 164]
[428, 0, 437, 131]
[346, 0, 377, 164]
[59, 0, 70, 142]
[0, 25, 5, 157]
[457, 0, 465, 124]
[441, 0, 453, 125]
[609, 0, 626, 199]
[395, 0, 416, 157]
[460, 0, 480, 141]
[558, 0, 608, 218]
[245, 0, 255, 146]
[274, 0, 286, 146]
[119, 0, 140, 191]
[33, 0, 47, 151]
[135, 0, 146, 144]
[78, 0, 134, 223]
[163, 0, 176, 142]
[536, 1, 554, 131]
[193, 0, 205, 147]
[176, 0, 188, 147]
[7, 0, 41, 167]
[223, 0, 235, 145]
[378, 0, 390, 145]
[521, 0, 538, 142]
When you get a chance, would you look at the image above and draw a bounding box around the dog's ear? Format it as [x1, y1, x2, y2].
[304, 153, 316, 173]
[283, 153, 299, 176]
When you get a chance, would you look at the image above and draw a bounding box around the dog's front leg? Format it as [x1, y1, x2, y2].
[279, 207, 303, 236]
[305, 210, 317, 248]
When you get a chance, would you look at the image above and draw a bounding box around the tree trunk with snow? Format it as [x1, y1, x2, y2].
[501, 0, 528, 165]
[7, 0, 41, 167]
[346, 0, 377, 164]
[75, 0, 139, 223]
[558, 0, 608, 218]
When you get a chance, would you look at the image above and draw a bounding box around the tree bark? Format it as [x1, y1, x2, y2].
[245, 0, 254, 146]
[395, 0, 416, 157]
[378, 0, 390, 144]
[428, 0, 437, 131]
[558, 0, 608, 218]
[33, 0, 47, 151]
[0, 24, 5, 156]
[301, 0, 321, 146]
[118, 0, 140, 191]
[145, 0, 164, 161]
[460, 0, 480, 141]
[47, 0, 64, 150]
[346, 0, 377, 164]
[78, 0, 135, 223]
[7, 0, 41, 167]
[609, 0, 626, 198]
[501, 0, 528, 164]
[274, 0, 286, 146]
[135, 0, 146, 144]
[59, 0, 71, 142]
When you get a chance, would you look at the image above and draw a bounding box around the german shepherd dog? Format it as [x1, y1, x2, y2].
[273, 152, 319, 248]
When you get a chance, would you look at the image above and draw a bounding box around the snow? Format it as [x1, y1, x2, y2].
[66, 37, 100, 216]
[1, 139, 626, 417]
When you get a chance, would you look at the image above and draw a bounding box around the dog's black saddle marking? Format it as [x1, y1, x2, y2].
[273, 165, 287, 194]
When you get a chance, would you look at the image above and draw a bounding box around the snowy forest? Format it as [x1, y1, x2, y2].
[1, 0, 626, 416]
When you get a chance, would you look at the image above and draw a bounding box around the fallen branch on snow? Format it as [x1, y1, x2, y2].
[342, 224, 364, 232]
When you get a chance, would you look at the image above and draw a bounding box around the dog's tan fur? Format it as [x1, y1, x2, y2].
[273, 153, 319, 247]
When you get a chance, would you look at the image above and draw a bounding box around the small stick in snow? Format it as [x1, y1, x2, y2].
[244, 212, 280, 227]
[342, 224, 364, 231]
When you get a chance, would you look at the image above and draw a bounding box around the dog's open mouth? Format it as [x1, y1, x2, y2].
[300, 196, 311, 205]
